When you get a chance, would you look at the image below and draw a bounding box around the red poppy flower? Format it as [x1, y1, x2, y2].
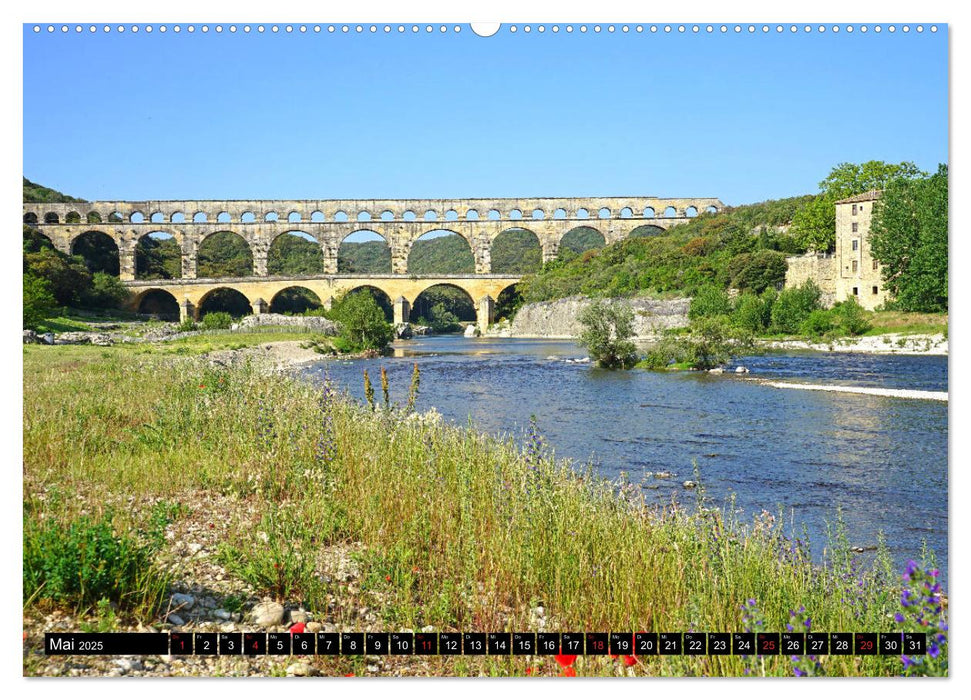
[199, 384, 205, 389]
[561, 667, 577, 677]
[609, 653, 619, 660]
[622, 655, 637, 667]
[289, 622, 306, 634]
[344, 673, 355, 677]
[385, 575, 392, 582]
[554, 654, 577, 668]
[525, 667, 533, 675]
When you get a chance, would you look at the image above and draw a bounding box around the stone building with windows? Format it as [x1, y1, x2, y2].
[784, 190, 889, 310]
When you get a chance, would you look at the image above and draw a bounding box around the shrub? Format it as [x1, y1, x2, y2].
[686, 316, 735, 370]
[731, 292, 771, 334]
[23, 513, 168, 614]
[770, 280, 822, 334]
[80, 272, 131, 309]
[23, 273, 57, 329]
[578, 298, 637, 369]
[331, 291, 393, 352]
[201, 311, 234, 330]
[800, 309, 834, 338]
[831, 297, 872, 336]
[639, 333, 694, 370]
[689, 285, 732, 320]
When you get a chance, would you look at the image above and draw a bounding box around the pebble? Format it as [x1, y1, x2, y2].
[654, 471, 673, 479]
[167, 613, 185, 626]
[250, 601, 285, 627]
[683, 481, 698, 489]
[735, 365, 750, 374]
[306, 622, 323, 633]
[286, 662, 313, 677]
[186, 543, 203, 556]
[171, 593, 195, 610]
[289, 610, 310, 625]
[213, 609, 232, 621]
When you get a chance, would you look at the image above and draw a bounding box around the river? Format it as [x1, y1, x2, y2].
[302, 336, 949, 584]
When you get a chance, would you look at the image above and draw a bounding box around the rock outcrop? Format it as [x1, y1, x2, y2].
[498, 296, 690, 339]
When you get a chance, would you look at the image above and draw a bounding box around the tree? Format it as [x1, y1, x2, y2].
[726, 250, 788, 293]
[791, 161, 926, 252]
[870, 164, 948, 312]
[80, 272, 131, 310]
[331, 291, 394, 352]
[23, 247, 92, 306]
[578, 298, 637, 369]
[688, 285, 732, 320]
[770, 280, 822, 334]
[23, 273, 57, 329]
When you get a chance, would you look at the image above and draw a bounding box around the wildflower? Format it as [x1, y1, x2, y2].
[561, 667, 577, 677]
[199, 384, 205, 389]
[525, 667, 533, 675]
[289, 622, 306, 634]
[622, 655, 637, 667]
[928, 644, 940, 659]
[894, 613, 905, 623]
[554, 654, 577, 668]
[385, 575, 392, 582]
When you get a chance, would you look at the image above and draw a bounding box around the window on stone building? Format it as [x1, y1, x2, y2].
[852, 260, 858, 273]
[852, 239, 859, 250]
[872, 286, 879, 295]
[853, 287, 859, 296]
[852, 204, 858, 215]
[873, 260, 879, 270]
[852, 223, 858, 233]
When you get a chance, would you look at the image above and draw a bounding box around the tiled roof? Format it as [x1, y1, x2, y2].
[836, 189, 882, 204]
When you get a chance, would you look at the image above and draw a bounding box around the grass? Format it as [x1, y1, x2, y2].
[22, 341, 947, 676]
[862, 311, 948, 337]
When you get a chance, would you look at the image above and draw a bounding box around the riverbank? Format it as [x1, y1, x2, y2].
[759, 333, 947, 356]
[22, 341, 946, 677]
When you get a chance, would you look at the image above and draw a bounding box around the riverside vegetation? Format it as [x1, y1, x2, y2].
[23, 340, 947, 676]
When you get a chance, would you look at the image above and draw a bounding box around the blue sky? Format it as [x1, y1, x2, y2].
[23, 23, 948, 206]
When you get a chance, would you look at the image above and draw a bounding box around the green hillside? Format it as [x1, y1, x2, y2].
[23, 177, 85, 203]
[521, 196, 814, 303]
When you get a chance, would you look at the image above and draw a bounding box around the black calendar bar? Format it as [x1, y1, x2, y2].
[42, 631, 928, 656]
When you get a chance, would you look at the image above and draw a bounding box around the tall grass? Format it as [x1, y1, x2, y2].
[23, 345, 946, 676]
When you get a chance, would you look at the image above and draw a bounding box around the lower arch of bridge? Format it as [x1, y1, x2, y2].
[559, 226, 605, 259]
[268, 231, 323, 276]
[340, 284, 394, 322]
[269, 286, 323, 314]
[629, 224, 667, 238]
[197, 287, 253, 318]
[135, 288, 180, 320]
[491, 228, 542, 274]
[338, 230, 391, 274]
[72, 230, 120, 276]
[412, 283, 476, 328]
[198, 231, 254, 278]
[135, 232, 181, 280]
[407, 229, 474, 275]
[495, 282, 525, 322]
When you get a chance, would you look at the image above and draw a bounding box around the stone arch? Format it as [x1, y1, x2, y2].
[334, 210, 349, 222]
[423, 209, 438, 221]
[288, 211, 303, 223]
[268, 230, 324, 276]
[444, 209, 459, 221]
[23, 228, 55, 253]
[487, 209, 501, 220]
[311, 210, 326, 222]
[685, 206, 698, 218]
[108, 211, 124, 222]
[495, 282, 526, 322]
[407, 229, 474, 274]
[380, 210, 395, 221]
[412, 283, 476, 329]
[402, 210, 417, 221]
[553, 208, 567, 219]
[86, 212, 102, 223]
[265, 211, 279, 222]
[71, 230, 120, 276]
[197, 287, 253, 318]
[706, 205, 718, 214]
[598, 207, 611, 219]
[643, 207, 655, 218]
[663, 206, 677, 217]
[150, 212, 166, 223]
[338, 229, 391, 274]
[575, 208, 589, 219]
[217, 211, 232, 223]
[241, 211, 257, 223]
[23, 212, 38, 224]
[269, 286, 323, 315]
[197, 231, 254, 278]
[491, 227, 542, 274]
[130, 211, 146, 223]
[44, 212, 60, 224]
[620, 207, 633, 218]
[135, 231, 182, 279]
[171, 212, 186, 223]
[134, 288, 180, 320]
[509, 208, 523, 220]
[466, 209, 480, 220]
[192, 211, 208, 223]
[531, 208, 545, 220]
[629, 224, 666, 238]
[340, 285, 394, 322]
[357, 211, 372, 222]
[65, 211, 81, 224]
[558, 226, 605, 259]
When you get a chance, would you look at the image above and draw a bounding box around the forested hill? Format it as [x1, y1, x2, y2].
[520, 195, 815, 303]
[23, 177, 85, 203]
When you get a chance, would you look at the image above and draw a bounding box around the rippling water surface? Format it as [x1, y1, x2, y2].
[303, 336, 949, 583]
